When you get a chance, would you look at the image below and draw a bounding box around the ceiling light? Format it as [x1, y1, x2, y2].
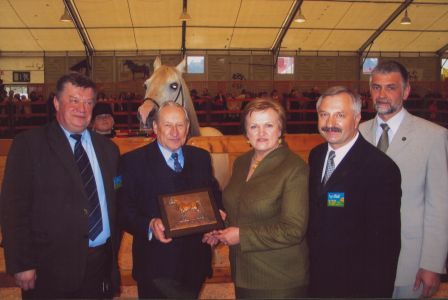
[179, 9, 191, 21]
[400, 9, 411, 25]
[59, 7, 72, 23]
[294, 10, 306, 23]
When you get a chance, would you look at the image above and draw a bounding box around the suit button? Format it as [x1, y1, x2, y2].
[83, 209, 88, 216]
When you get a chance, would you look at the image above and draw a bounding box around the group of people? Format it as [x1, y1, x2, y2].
[1, 60, 447, 299]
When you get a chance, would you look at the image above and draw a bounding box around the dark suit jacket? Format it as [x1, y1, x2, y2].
[118, 141, 221, 289]
[308, 134, 401, 298]
[0, 121, 120, 293]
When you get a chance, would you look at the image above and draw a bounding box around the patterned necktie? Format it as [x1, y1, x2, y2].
[71, 134, 103, 241]
[323, 150, 336, 185]
[171, 152, 182, 173]
[377, 123, 390, 153]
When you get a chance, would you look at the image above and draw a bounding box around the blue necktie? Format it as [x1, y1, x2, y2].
[171, 152, 182, 172]
[71, 134, 103, 241]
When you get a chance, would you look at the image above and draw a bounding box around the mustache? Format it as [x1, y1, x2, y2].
[321, 126, 342, 133]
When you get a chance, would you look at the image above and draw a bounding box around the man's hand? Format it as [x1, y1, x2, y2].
[414, 268, 440, 298]
[149, 218, 172, 243]
[14, 269, 36, 291]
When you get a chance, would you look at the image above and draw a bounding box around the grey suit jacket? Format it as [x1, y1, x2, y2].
[359, 109, 448, 286]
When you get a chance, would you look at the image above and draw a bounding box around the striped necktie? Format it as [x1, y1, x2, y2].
[71, 134, 103, 240]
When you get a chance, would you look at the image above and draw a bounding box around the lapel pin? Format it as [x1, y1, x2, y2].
[402, 137, 406, 141]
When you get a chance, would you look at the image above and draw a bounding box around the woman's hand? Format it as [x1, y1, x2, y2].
[216, 227, 240, 246]
[202, 230, 220, 247]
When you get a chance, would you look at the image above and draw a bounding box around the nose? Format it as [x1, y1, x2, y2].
[379, 87, 387, 98]
[326, 115, 336, 127]
[171, 125, 179, 137]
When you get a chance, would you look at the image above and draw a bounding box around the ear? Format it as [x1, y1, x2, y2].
[53, 96, 60, 112]
[354, 113, 361, 129]
[154, 56, 162, 70]
[403, 82, 411, 101]
[152, 120, 159, 135]
[176, 57, 187, 73]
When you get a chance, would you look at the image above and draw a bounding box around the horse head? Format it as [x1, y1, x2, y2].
[137, 56, 201, 136]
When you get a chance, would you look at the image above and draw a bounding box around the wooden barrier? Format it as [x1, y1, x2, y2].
[0, 134, 324, 286]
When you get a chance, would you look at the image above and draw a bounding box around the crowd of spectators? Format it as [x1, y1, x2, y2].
[0, 85, 447, 136]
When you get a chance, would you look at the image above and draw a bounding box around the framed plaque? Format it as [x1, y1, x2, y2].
[158, 188, 224, 238]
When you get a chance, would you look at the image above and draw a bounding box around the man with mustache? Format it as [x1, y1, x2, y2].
[308, 86, 402, 297]
[359, 61, 448, 298]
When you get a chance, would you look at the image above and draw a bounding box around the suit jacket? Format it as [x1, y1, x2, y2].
[0, 121, 120, 293]
[223, 146, 309, 292]
[308, 134, 401, 297]
[118, 141, 221, 289]
[359, 110, 448, 285]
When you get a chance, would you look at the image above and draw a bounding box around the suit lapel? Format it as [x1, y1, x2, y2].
[46, 122, 83, 189]
[323, 136, 363, 192]
[387, 110, 413, 158]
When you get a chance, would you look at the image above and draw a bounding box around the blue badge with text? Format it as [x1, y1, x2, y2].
[113, 175, 122, 190]
[327, 192, 345, 207]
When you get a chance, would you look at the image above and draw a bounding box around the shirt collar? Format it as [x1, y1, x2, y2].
[327, 132, 359, 168]
[157, 142, 183, 162]
[375, 107, 406, 141]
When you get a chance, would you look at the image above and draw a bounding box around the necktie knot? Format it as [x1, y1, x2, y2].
[70, 134, 82, 143]
[380, 123, 390, 132]
[328, 150, 336, 161]
[171, 152, 182, 173]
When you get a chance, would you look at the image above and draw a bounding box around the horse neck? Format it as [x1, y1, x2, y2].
[181, 79, 201, 137]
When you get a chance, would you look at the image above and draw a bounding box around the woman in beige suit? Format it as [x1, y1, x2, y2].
[205, 98, 309, 298]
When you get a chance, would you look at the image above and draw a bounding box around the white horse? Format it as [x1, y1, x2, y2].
[137, 57, 229, 188]
[137, 57, 222, 136]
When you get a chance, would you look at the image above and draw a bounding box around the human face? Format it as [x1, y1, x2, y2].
[318, 93, 361, 150]
[370, 71, 410, 121]
[54, 83, 95, 134]
[153, 105, 189, 152]
[245, 109, 282, 158]
[93, 114, 114, 133]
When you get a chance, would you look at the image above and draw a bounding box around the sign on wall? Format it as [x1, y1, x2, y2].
[13, 71, 30, 82]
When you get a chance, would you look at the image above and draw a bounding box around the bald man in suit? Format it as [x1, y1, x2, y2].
[359, 60, 448, 298]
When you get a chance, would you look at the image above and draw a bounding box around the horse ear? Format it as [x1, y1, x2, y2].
[176, 57, 187, 73]
[154, 56, 162, 70]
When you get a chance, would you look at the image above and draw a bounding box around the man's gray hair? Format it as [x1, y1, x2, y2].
[316, 86, 362, 115]
[154, 101, 190, 124]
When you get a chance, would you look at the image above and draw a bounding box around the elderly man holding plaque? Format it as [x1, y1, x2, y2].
[118, 101, 222, 298]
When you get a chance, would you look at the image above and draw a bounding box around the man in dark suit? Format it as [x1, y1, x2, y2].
[118, 101, 221, 298]
[308, 86, 401, 297]
[1, 73, 120, 298]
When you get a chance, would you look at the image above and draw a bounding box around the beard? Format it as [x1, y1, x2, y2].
[374, 99, 399, 116]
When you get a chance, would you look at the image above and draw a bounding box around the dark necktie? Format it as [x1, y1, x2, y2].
[171, 152, 182, 172]
[377, 123, 390, 153]
[71, 134, 103, 241]
[323, 150, 336, 184]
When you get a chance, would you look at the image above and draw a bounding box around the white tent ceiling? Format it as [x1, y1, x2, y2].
[1, 0, 447, 55]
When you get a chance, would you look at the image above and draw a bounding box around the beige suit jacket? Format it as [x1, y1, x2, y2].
[359, 109, 448, 286]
